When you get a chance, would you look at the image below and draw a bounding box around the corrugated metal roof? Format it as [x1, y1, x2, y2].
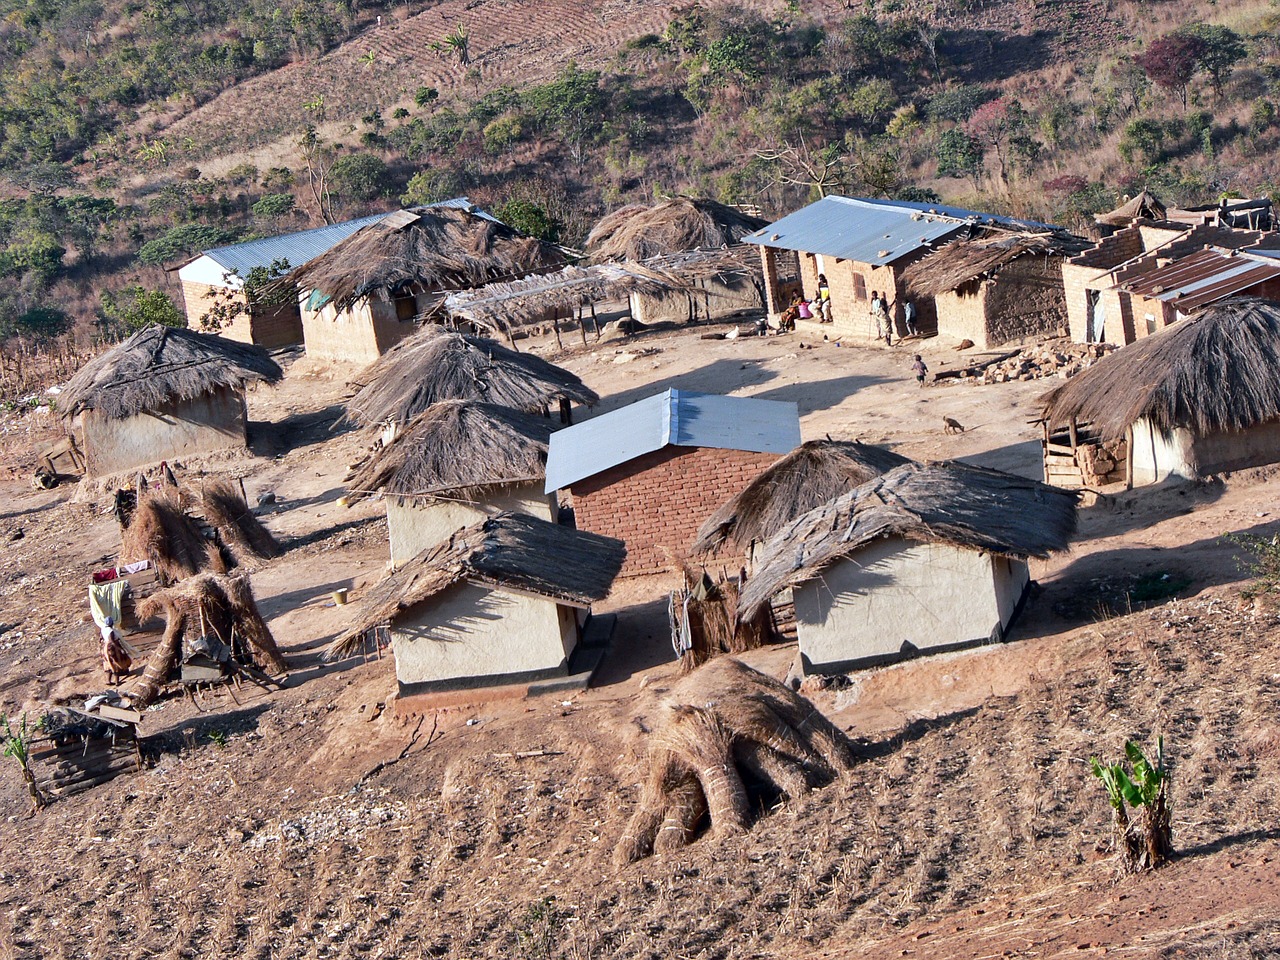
[741, 196, 1059, 266]
[544, 389, 800, 492]
[200, 197, 491, 277]
[1118, 248, 1280, 313]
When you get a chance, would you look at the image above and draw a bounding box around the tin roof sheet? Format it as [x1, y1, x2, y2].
[544, 389, 801, 492]
[1118, 248, 1280, 313]
[741, 196, 1059, 266]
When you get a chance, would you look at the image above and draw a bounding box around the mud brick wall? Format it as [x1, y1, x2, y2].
[569, 445, 780, 577]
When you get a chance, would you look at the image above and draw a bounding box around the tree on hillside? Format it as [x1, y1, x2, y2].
[755, 140, 849, 199]
[329, 154, 388, 203]
[138, 224, 237, 266]
[99, 285, 184, 334]
[935, 129, 983, 188]
[965, 97, 1023, 187]
[524, 63, 606, 170]
[1135, 34, 1206, 109]
[252, 192, 296, 230]
[299, 124, 337, 224]
[1184, 24, 1246, 101]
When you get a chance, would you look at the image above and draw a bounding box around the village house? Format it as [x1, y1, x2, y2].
[585, 197, 766, 324]
[742, 196, 1059, 339]
[1040, 298, 1280, 488]
[898, 233, 1090, 348]
[344, 400, 560, 567]
[1096, 192, 1274, 237]
[342, 326, 598, 435]
[329, 512, 625, 705]
[58, 325, 282, 479]
[282, 205, 564, 364]
[177, 212, 391, 347]
[691, 438, 911, 563]
[545, 390, 801, 576]
[736, 461, 1078, 675]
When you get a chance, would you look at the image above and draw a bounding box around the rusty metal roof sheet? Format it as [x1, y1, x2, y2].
[1116, 248, 1280, 314]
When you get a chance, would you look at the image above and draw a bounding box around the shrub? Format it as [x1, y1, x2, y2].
[493, 198, 559, 241]
[328, 153, 388, 202]
[251, 193, 296, 222]
[400, 167, 466, 206]
[138, 223, 237, 266]
[1090, 737, 1172, 874]
[100, 285, 185, 333]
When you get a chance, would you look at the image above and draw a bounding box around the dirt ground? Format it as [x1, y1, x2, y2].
[2, 321, 1279, 959]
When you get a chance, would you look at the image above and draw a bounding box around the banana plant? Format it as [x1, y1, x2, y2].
[1, 714, 45, 810]
[1089, 736, 1170, 873]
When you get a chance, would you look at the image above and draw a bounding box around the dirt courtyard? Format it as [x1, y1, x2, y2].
[1, 320, 1279, 959]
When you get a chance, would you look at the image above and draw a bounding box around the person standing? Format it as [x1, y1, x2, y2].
[871, 291, 891, 345]
[99, 616, 131, 686]
[817, 273, 832, 322]
[903, 298, 918, 338]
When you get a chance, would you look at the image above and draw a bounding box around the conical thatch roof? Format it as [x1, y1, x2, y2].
[344, 326, 598, 427]
[1039, 298, 1280, 441]
[737, 461, 1078, 620]
[280, 206, 565, 314]
[345, 400, 556, 505]
[59, 325, 282, 420]
[586, 198, 767, 262]
[691, 439, 913, 556]
[1096, 190, 1167, 227]
[328, 512, 625, 659]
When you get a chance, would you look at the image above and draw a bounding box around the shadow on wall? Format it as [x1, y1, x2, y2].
[594, 594, 679, 687]
[957, 439, 1045, 480]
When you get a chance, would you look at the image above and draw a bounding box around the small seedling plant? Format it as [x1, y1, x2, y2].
[1090, 737, 1171, 874]
[1, 713, 46, 811]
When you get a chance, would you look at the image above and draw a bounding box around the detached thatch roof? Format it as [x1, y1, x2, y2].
[1096, 190, 1167, 227]
[738, 461, 1078, 620]
[329, 512, 625, 659]
[1039, 298, 1280, 441]
[586, 198, 768, 262]
[691, 439, 913, 556]
[60, 325, 282, 420]
[344, 326, 598, 427]
[345, 400, 555, 505]
[444, 262, 686, 335]
[281, 206, 565, 314]
[900, 233, 1090, 298]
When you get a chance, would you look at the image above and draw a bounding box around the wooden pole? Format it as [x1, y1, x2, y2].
[576, 304, 588, 346]
[1125, 424, 1134, 491]
[552, 311, 564, 351]
[1068, 418, 1078, 451]
[504, 325, 519, 351]
[590, 302, 600, 340]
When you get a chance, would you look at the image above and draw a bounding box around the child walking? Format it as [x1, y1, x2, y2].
[912, 354, 928, 387]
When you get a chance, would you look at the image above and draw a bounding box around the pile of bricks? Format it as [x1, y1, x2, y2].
[975, 340, 1115, 385]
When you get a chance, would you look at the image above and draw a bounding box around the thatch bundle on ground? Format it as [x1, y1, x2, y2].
[615, 657, 856, 864]
[692, 439, 913, 557]
[738, 460, 1079, 621]
[278, 206, 565, 316]
[1039, 298, 1280, 442]
[129, 572, 285, 708]
[586, 198, 767, 262]
[899, 233, 1090, 299]
[345, 400, 555, 505]
[121, 491, 226, 583]
[670, 566, 777, 673]
[201, 480, 281, 563]
[344, 326, 598, 427]
[58, 325, 284, 422]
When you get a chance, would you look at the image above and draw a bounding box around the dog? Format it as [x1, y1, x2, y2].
[943, 416, 966, 435]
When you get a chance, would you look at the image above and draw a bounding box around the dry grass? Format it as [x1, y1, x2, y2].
[120, 491, 226, 583]
[200, 479, 282, 564]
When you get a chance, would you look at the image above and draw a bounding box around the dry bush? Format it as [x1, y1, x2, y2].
[201, 479, 281, 564]
[615, 657, 856, 864]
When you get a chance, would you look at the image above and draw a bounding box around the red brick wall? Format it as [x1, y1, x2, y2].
[569, 445, 780, 577]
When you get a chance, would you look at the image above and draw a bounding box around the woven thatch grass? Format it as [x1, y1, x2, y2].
[277, 206, 565, 315]
[1096, 190, 1167, 227]
[201, 480, 282, 563]
[59, 325, 283, 420]
[692, 439, 914, 557]
[672, 566, 776, 674]
[615, 657, 856, 864]
[737, 460, 1079, 621]
[329, 512, 625, 659]
[586, 198, 767, 262]
[443, 261, 686, 336]
[129, 572, 284, 708]
[899, 233, 1090, 298]
[1039, 298, 1280, 442]
[344, 326, 598, 427]
[120, 491, 226, 583]
[345, 400, 555, 505]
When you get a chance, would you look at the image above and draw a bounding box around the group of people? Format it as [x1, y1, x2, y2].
[869, 290, 918, 346]
[779, 273, 834, 330]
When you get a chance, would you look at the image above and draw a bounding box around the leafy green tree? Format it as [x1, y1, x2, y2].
[401, 167, 466, 206]
[524, 63, 606, 168]
[8, 232, 66, 285]
[16, 305, 71, 338]
[328, 153, 387, 202]
[252, 192, 296, 226]
[483, 115, 525, 155]
[414, 86, 440, 109]
[935, 128, 982, 187]
[100, 285, 185, 333]
[1118, 118, 1167, 165]
[1184, 24, 1245, 101]
[494, 198, 560, 242]
[138, 224, 237, 266]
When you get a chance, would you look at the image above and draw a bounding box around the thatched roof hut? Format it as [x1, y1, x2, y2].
[586, 198, 767, 262]
[1096, 190, 1167, 228]
[329, 511, 625, 660]
[281, 206, 566, 316]
[345, 400, 555, 505]
[1039, 298, 1280, 442]
[59, 325, 282, 421]
[344, 326, 598, 427]
[899, 233, 1090, 299]
[738, 461, 1078, 621]
[691, 439, 913, 556]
